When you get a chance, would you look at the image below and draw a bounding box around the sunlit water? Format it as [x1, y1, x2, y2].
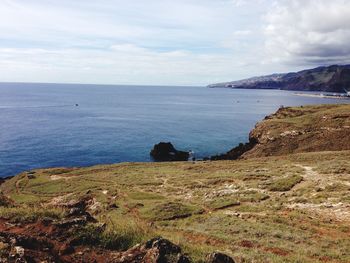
[0, 83, 348, 177]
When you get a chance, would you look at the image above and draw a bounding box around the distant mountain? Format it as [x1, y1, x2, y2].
[208, 65, 350, 93]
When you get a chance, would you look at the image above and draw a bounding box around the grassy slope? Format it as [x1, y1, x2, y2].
[1, 150, 350, 262]
[243, 104, 350, 158]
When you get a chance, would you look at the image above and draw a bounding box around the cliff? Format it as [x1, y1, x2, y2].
[209, 64, 350, 93]
[213, 104, 350, 160]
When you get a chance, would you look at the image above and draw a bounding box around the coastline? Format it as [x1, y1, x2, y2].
[294, 92, 350, 99]
[1, 104, 349, 262]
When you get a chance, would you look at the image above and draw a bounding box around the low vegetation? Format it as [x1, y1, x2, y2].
[0, 149, 349, 262]
[0, 205, 64, 223]
[267, 174, 303, 191]
[72, 221, 149, 251]
[242, 104, 350, 158]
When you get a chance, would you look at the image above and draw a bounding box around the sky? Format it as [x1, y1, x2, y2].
[0, 0, 349, 86]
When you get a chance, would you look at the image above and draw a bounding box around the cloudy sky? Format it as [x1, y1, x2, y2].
[0, 0, 349, 85]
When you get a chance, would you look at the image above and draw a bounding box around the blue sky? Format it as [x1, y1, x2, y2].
[0, 0, 349, 85]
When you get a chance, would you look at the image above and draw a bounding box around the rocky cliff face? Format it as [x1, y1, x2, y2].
[213, 104, 350, 160]
[209, 65, 350, 93]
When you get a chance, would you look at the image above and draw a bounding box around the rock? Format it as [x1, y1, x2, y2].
[65, 197, 89, 210]
[115, 237, 191, 263]
[9, 246, 26, 262]
[62, 195, 97, 223]
[96, 223, 107, 232]
[67, 207, 85, 217]
[26, 171, 36, 179]
[108, 203, 119, 209]
[0, 241, 9, 250]
[177, 255, 192, 263]
[206, 252, 235, 263]
[150, 142, 189, 162]
[53, 195, 97, 229]
[144, 237, 181, 254]
[210, 138, 257, 161]
[59, 243, 75, 255]
[40, 217, 54, 226]
[55, 215, 94, 228]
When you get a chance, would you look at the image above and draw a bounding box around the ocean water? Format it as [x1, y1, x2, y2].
[0, 83, 349, 177]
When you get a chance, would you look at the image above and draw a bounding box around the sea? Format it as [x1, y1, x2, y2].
[0, 82, 349, 177]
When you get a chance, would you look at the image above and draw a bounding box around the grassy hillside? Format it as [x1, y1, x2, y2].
[217, 104, 350, 160]
[246, 104, 350, 157]
[1, 150, 350, 262]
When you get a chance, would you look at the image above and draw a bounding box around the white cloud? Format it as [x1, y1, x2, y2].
[1, 0, 349, 85]
[233, 30, 252, 36]
[264, 0, 350, 66]
[0, 0, 272, 84]
[0, 45, 257, 85]
[231, 0, 247, 7]
[221, 30, 254, 49]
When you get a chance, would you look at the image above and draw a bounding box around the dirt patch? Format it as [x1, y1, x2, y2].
[50, 174, 76, 181]
[295, 165, 319, 180]
[239, 240, 255, 248]
[204, 184, 239, 199]
[264, 247, 289, 256]
[47, 193, 73, 206]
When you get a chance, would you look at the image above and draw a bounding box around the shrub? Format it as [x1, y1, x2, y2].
[73, 221, 149, 251]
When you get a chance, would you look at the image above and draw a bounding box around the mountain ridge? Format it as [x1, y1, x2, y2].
[208, 64, 350, 93]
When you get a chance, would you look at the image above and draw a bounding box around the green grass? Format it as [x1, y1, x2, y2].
[1, 149, 350, 262]
[206, 198, 240, 210]
[267, 174, 303, 191]
[0, 206, 64, 223]
[73, 222, 150, 251]
[143, 202, 204, 221]
[128, 191, 165, 200]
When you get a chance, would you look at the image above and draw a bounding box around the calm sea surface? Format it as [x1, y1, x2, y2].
[0, 83, 349, 177]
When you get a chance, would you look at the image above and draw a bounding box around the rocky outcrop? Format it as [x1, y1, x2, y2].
[206, 252, 235, 263]
[150, 142, 189, 161]
[210, 138, 257, 160]
[0, 193, 237, 263]
[114, 237, 191, 263]
[209, 64, 350, 93]
[211, 104, 350, 160]
[0, 218, 235, 263]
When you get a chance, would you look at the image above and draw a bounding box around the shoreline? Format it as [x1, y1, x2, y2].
[294, 92, 350, 99]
